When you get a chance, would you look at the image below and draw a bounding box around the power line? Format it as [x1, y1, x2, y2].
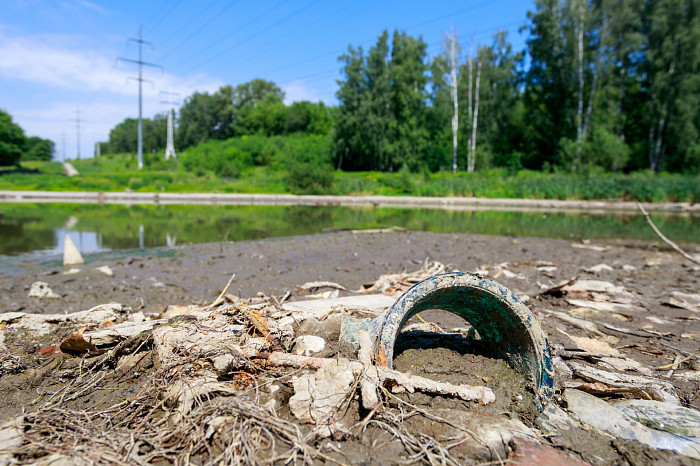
[183, 0, 321, 74]
[145, 0, 185, 35]
[174, 0, 293, 69]
[405, 0, 505, 33]
[118, 25, 163, 170]
[216, 0, 376, 73]
[270, 22, 521, 87]
[155, 0, 223, 57]
[158, 0, 242, 62]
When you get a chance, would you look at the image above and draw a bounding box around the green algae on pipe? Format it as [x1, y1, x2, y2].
[372, 272, 554, 410]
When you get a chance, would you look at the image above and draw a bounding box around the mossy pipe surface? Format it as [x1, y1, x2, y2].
[372, 272, 553, 409]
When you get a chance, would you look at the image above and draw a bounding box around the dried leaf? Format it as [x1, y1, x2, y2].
[59, 326, 98, 354]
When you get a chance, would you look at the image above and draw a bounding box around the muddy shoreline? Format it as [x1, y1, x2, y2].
[1, 230, 699, 464]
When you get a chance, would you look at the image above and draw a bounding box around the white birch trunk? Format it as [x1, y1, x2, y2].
[468, 61, 482, 173]
[575, 0, 585, 172]
[446, 33, 459, 174]
[467, 41, 473, 167]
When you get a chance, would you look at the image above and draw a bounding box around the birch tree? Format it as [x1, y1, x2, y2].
[442, 30, 460, 173]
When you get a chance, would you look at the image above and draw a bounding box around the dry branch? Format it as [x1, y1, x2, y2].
[255, 351, 495, 404]
[637, 202, 699, 264]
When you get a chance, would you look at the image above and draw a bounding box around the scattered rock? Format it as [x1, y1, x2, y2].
[95, 265, 114, 276]
[584, 263, 614, 273]
[564, 389, 700, 460]
[292, 335, 326, 356]
[27, 281, 60, 299]
[0, 416, 24, 465]
[289, 358, 356, 437]
[535, 403, 579, 434]
[562, 279, 632, 296]
[614, 400, 700, 437]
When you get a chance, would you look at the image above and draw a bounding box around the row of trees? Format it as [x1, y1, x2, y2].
[102, 0, 698, 174]
[0, 109, 55, 166]
[103, 79, 333, 155]
[335, 0, 699, 173]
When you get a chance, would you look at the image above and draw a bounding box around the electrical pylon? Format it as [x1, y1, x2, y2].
[160, 91, 179, 160]
[118, 25, 162, 170]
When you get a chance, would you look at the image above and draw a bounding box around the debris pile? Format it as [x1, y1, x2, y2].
[0, 259, 698, 464]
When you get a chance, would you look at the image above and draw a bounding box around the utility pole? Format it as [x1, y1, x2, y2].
[74, 108, 81, 159]
[61, 132, 66, 162]
[160, 91, 180, 160]
[118, 25, 162, 170]
[95, 141, 101, 158]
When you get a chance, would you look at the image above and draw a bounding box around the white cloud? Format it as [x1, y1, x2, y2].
[0, 29, 225, 158]
[0, 30, 223, 99]
[282, 80, 326, 105]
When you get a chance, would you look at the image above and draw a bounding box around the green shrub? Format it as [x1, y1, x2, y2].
[281, 135, 334, 194]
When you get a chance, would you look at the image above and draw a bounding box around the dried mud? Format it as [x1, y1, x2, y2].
[0, 230, 699, 464]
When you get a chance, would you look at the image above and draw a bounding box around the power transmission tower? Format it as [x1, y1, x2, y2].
[74, 108, 81, 159]
[160, 91, 180, 160]
[118, 25, 162, 170]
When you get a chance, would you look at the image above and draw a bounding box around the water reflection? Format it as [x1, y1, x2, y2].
[0, 203, 697, 260]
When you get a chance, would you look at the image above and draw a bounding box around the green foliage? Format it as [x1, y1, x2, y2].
[104, 115, 167, 155]
[180, 139, 253, 178]
[23, 136, 54, 161]
[335, 30, 430, 172]
[281, 135, 334, 194]
[0, 109, 25, 167]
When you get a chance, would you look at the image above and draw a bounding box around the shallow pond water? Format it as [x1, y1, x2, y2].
[0, 202, 697, 260]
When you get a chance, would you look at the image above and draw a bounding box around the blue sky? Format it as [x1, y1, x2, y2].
[1, 0, 534, 160]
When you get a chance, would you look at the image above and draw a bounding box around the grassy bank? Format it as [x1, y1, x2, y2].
[1, 147, 698, 202]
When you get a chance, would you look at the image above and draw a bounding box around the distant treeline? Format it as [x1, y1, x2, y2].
[0, 109, 55, 166]
[100, 0, 698, 174]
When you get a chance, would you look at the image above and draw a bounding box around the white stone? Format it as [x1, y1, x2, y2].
[293, 335, 326, 356]
[563, 279, 632, 296]
[0, 416, 24, 465]
[63, 234, 84, 266]
[585, 263, 614, 273]
[289, 359, 356, 437]
[564, 389, 700, 459]
[212, 354, 236, 373]
[614, 400, 700, 437]
[95, 265, 113, 276]
[27, 281, 60, 299]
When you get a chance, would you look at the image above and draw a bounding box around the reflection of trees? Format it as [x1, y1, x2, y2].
[0, 204, 697, 257]
[0, 218, 56, 255]
[284, 207, 333, 230]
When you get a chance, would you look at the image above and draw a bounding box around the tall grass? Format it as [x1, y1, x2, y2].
[1, 141, 697, 202]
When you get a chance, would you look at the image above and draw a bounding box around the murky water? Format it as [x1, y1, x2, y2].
[0, 203, 697, 260]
